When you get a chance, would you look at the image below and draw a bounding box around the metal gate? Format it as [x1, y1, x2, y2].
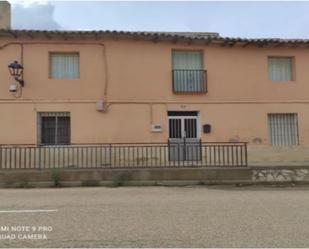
[168, 111, 201, 161]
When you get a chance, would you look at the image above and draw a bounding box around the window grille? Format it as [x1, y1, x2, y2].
[38, 112, 70, 145]
[172, 51, 206, 92]
[268, 113, 299, 146]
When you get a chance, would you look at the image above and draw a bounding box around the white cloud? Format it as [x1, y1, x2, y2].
[11, 1, 62, 30]
[9, 0, 48, 7]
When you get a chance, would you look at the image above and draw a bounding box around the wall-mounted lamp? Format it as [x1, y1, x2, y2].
[8, 61, 24, 87]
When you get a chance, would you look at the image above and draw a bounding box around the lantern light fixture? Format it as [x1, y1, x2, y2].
[8, 61, 24, 87]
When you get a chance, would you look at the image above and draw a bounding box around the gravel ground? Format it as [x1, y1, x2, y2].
[0, 185, 309, 248]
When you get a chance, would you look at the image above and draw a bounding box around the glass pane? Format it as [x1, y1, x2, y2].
[172, 51, 203, 69]
[185, 118, 197, 138]
[172, 51, 204, 92]
[56, 117, 70, 144]
[41, 117, 56, 145]
[169, 119, 182, 138]
[50, 53, 80, 79]
[268, 57, 292, 81]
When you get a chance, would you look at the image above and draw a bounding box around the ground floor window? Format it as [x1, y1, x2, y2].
[38, 112, 70, 145]
[268, 113, 299, 146]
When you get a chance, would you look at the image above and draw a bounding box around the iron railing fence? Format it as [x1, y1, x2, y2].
[172, 69, 207, 93]
[0, 142, 247, 170]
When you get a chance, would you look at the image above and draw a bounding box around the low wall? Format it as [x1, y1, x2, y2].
[248, 145, 309, 166]
[1, 166, 309, 188]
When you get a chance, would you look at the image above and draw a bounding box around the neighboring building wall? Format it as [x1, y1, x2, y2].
[0, 37, 309, 164]
[0, 1, 10, 29]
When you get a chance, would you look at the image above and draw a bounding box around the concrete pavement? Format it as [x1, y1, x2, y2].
[0, 186, 309, 247]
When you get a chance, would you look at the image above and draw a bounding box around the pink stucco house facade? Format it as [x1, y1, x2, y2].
[0, 2, 309, 166]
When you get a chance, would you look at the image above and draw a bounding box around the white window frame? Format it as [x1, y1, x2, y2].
[49, 52, 80, 79]
[37, 112, 71, 146]
[168, 112, 200, 139]
[268, 56, 294, 82]
[268, 113, 299, 147]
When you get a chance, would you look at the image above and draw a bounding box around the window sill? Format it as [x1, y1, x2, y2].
[269, 80, 295, 83]
[39, 144, 71, 147]
[48, 78, 80, 80]
[172, 91, 207, 94]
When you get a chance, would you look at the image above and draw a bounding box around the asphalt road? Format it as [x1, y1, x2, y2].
[0, 186, 309, 248]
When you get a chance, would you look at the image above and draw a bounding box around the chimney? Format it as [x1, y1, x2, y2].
[0, 1, 10, 29]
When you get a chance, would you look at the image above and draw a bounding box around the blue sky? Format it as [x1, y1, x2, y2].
[10, 1, 309, 39]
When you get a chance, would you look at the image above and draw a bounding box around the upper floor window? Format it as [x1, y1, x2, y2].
[172, 50, 207, 93]
[268, 57, 293, 81]
[49, 52, 80, 79]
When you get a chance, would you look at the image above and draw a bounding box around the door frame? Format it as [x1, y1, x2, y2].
[168, 112, 201, 139]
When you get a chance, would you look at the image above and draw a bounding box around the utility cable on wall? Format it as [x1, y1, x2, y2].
[0, 41, 109, 109]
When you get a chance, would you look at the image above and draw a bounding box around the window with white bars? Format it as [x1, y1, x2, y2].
[38, 112, 70, 145]
[268, 113, 299, 146]
[49, 53, 80, 79]
[268, 57, 293, 81]
[172, 51, 205, 92]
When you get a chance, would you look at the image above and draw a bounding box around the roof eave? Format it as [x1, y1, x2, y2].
[0, 29, 309, 48]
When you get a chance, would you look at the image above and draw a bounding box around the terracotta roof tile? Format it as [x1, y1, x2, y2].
[0, 29, 308, 47]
